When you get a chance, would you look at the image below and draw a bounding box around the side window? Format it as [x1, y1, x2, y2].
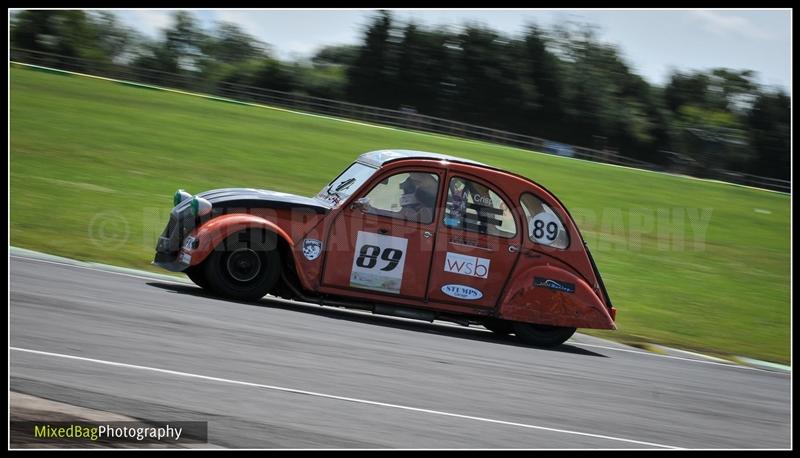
[520, 193, 570, 249]
[362, 172, 439, 224]
[443, 177, 517, 238]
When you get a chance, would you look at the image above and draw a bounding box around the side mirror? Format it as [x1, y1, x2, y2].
[350, 197, 370, 212]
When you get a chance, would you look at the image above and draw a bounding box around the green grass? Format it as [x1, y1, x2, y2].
[10, 66, 791, 363]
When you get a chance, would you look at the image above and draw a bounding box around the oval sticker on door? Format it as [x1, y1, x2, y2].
[441, 284, 483, 300]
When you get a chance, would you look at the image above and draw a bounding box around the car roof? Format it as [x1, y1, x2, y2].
[354, 149, 576, 228]
[356, 149, 487, 168]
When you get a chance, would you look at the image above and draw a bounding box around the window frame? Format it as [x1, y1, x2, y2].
[440, 174, 519, 239]
[356, 168, 443, 225]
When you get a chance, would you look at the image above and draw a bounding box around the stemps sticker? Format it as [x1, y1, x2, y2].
[529, 211, 561, 245]
[302, 239, 322, 261]
[350, 231, 408, 294]
[441, 284, 483, 300]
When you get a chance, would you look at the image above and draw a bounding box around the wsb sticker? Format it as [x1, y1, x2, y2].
[444, 252, 490, 279]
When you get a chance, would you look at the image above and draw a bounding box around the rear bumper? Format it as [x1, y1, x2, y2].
[153, 251, 188, 272]
[585, 242, 615, 320]
[153, 206, 196, 272]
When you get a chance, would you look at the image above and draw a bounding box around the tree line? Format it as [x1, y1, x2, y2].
[11, 10, 790, 180]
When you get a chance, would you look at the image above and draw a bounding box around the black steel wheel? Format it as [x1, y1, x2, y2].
[513, 323, 576, 347]
[203, 229, 281, 302]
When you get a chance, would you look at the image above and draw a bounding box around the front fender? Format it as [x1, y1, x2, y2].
[187, 213, 294, 266]
[499, 265, 616, 329]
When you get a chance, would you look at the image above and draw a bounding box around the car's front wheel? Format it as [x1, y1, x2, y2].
[513, 323, 576, 347]
[203, 229, 281, 302]
[185, 265, 212, 291]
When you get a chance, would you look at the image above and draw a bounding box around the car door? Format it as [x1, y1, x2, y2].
[321, 167, 442, 300]
[427, 173, 522, 308]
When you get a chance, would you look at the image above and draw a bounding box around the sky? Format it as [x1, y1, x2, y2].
[111, 8, 792, 93]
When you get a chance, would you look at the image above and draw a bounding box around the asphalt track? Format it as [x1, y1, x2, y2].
[9, 252, 791, 449]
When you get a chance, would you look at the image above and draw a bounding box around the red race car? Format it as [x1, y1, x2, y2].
[154, 150, 616, 347]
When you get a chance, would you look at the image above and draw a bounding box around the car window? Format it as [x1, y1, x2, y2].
[443, 177, 517, 238]
[362, 172, 439, 224]
[520, 192, 570, 249]
[317, 162, 377, 206]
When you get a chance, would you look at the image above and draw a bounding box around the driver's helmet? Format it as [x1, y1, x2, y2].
[399, 173, 437, 208]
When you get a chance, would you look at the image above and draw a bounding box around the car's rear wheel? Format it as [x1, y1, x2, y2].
[203, 229, 281, 302]
[513, 323, 576, 347]
[483, 318, 514, 335]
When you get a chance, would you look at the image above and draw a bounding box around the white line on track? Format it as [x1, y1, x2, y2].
[10, 253, 784, 374]
[9, 255, 189, 285]
[571, 343, 768, 372]
[10, 346, 681, 449]
[654, 345, 734, 363]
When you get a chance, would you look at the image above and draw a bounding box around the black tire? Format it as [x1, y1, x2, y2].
[203, 229, 281, 302]
[483, 319, 514, 335]
[513, 323, 576, 347]
[184, 265, 212, 291]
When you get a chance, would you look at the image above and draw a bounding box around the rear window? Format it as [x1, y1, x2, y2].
[520, 193, 569, 249]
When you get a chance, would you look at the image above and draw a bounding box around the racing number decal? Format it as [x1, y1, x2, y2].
[350, 231, 408, 294]
[356, 245, 404, 271]
[355, 245, 380, 268]
[532, 219, 557, 241]
[530, 212, 560, 245]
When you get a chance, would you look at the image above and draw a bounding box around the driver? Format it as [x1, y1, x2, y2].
[397, 173, 437, 223]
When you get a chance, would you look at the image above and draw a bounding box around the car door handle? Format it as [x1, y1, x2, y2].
[508, 245, 519, 253]
[423, 231, 432, 239]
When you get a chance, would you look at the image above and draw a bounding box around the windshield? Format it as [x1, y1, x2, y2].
[316, 162, 377, 206]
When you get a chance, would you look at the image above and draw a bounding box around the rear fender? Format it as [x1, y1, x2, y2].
[499, 265, 616, 329]
[187, 213, 294, 266]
